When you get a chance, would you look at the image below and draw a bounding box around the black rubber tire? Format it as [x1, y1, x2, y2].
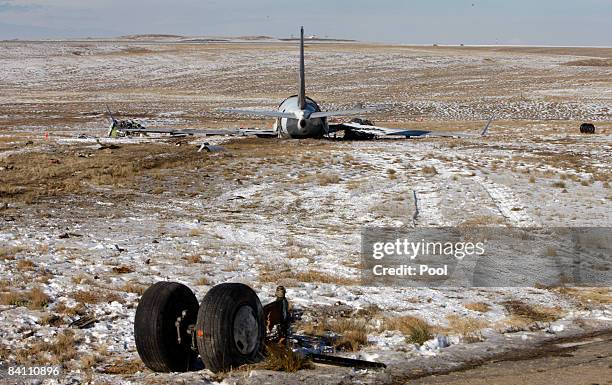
[134, 281, 199, 372]
[580, 123, 595, 134]
[195, 283, 265, 373]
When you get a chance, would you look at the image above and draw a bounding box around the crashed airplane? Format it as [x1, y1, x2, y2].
[108, 27, 492, 139]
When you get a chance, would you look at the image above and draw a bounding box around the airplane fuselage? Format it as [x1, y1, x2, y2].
[275, 96, 328, 139]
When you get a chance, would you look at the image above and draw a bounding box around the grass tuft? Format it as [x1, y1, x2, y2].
[0, 286, 50, 309]
[465, 302, 491, 313]
[502, 300, 563, 323]
[383, 315, 433, 345]
[260, 345, 313, 372]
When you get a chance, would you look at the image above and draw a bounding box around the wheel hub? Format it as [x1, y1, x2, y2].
[233, 305, 259, 355]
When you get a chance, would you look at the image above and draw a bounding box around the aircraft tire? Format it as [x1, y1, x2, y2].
[134, 281, 199, 372]
[195, 283, 265, 373]
[580, 123, 595, 134]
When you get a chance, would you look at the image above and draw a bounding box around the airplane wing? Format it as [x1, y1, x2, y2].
[309, 108, 374, 119]
[330, 116, 493, 139]
[219, 108, 375, 120]
[218, 109, 297, 119]
[118, 127, 278, 138]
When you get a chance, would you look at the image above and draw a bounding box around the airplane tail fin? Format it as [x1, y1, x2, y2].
[298, 26, 306, 110]
[105, 104, 118, 137]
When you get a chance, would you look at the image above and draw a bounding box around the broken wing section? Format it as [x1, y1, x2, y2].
[118, 127, 278, 138]
[331, 117, 493, 139]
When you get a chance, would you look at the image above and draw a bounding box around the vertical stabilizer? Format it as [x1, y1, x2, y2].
[298, 26, 306, 110]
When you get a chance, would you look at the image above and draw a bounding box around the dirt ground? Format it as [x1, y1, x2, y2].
[411, 332, 612, 385]
[0, 39, 610, 384]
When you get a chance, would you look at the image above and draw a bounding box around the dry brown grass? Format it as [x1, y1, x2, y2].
[16, 259, 36, 271]
[331, 318, 369, 352]
[464, 302, 491, 313]
[552, 181, 566, 188]
[383, 315, 433, 345]
[446, 315, 488, 343]
[421, 166, 438, 175]
[563, 58, 612, 67]
[0, 246, 24, 259]
[184, 254, 203, 264]
[554, 287, 611, 305]
[259, 265, 358, 286]
[0, 143, 217, 202]
[317, 173, 341, 186]
[54, 302, 87, 317]
[297, 316, 370, 352]
[259, 345, 313, 372]
[71, 289, 123, 304]
[286, 246, 309, 259]
[346, 179, 364, 190]
[38, 312, 64, 327]
[501, 300, 563, 323]
[0, 286, 50, 309]
[71, 274, 95, 285]
[14, 330, 81, 365]
[121, 282, 148, 295]
[101, 358, 145, 374]
[111, 265, 134, 274]
[189, 228, 203, 237]
[458, 215, 505, 227]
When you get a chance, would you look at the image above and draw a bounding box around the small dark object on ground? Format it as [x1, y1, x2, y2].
[69, 315, 97, 329]
[579, 123, 596, 134]
[198, 143, 225, 153]
[350, 118, 375, 126]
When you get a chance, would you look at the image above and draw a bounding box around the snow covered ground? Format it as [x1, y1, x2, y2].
[0, 39, 610, 384]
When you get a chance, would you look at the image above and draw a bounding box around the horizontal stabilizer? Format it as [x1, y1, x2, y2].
[219, 108, 296, 119]
[309, 108, 373, 119]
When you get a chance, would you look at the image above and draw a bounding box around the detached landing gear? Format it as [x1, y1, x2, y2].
[134, 282, 264, 373]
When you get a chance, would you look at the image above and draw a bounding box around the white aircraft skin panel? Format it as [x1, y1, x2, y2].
[277, 96, 328, 138]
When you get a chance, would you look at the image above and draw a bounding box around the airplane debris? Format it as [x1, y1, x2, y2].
[197, 143, 225, 153]
[59, 232, 83, 239]
[96, 139, 121, 150]
[580, 123, 596, 134]
[69, 315, 97, 329]
[107, 27, 489, 141]
[134, 282, 386, 374]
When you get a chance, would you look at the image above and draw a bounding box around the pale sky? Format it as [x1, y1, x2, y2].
[0, 0, 610, 45]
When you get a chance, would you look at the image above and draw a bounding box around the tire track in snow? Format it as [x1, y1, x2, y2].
[412, 180, 446, 227]
[475, 176, 539, 227]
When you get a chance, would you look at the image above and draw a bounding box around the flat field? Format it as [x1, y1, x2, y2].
[0, 39, 610, 384]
